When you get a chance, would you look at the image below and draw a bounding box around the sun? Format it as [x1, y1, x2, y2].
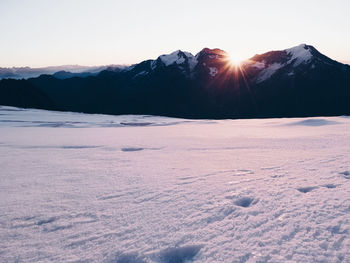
[226, 53, 244, 67]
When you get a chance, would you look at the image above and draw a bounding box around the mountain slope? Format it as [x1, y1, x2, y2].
[0, 79, 57, 110]
[0, 44, 349, 119]
[243, 44, 350, 117]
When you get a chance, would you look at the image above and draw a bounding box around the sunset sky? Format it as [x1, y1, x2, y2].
[1, 0, 349, 67]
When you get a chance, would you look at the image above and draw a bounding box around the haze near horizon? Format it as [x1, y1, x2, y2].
[0, 0, 350, 67]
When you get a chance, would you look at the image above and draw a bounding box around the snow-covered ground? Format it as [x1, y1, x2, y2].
[0, 106, 349, 263]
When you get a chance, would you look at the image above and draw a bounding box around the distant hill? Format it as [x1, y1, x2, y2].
[0, 65, 125, 80]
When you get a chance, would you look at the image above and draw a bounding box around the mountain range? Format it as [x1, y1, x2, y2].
[0, 65, 125, 80]
[1, 44, 349, 119]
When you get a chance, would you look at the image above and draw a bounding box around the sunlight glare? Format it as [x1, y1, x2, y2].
[226, 53, 244, 67]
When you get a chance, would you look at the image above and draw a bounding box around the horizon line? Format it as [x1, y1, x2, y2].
[1, 44, 349, 68]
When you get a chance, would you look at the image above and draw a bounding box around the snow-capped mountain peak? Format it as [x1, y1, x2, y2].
[285, 44, 313, 66]
[248, 44, 321, 83]
[158, 50, 193, 66]
[151, 50, 198, 71]
[118, 44, 349, 84]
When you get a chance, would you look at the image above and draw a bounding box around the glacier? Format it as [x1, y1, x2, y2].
[0, 106, 349, 262]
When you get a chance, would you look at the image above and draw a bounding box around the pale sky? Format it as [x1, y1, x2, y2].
[1, 0, 349, 67]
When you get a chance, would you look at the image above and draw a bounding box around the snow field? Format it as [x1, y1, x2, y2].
[0, 106, 349, 262]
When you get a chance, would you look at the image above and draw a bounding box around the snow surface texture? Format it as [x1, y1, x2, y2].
[0, 106, 349, 263]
